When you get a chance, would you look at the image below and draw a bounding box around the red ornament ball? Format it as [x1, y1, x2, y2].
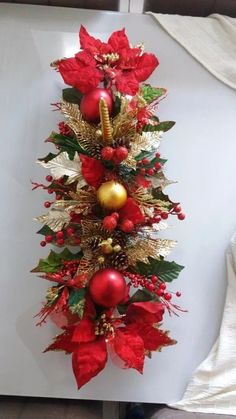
[89, 268, 127, 308]
[101, 146, 114, 161]
[113, 146, 129, 163]
[80, 88, 113, 122]
[102, 215, 117, 232]
[120, 219, 134, 233]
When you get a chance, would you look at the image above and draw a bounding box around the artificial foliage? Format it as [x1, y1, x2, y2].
[32, 26, 185, 389]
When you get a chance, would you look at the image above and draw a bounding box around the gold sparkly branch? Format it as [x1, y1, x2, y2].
[99, 98, 112, 143]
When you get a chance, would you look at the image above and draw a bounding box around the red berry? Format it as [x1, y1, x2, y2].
[142, 158, 149, 165]
[56, 231, 64, 239]
[111, 212, 119, 220]
[151, 275, 158, 284]
[57, 238, 64, 246]
[154, 216, 161, 223]
[102, 215, 117, 232]
[147, 283, 155, 291]
[160, 283, 166, 290]
[46, 175, 53, 182]
[161, 212, 168, 220]
[140, 168, 146, 175]
[45, 235, 53, 243]
[44, 201, 51, 208]
[47, 189, 53, 194]
[155, 152, 161, 158]
[176, 291, 182, 297]
[101, 146, 114, 161]
[114, 146, 128, 163]
[40, 240, 46, 247]
[156, 289, 164, 297]
[147, 168, 154, 176]
[155, 162, 162, 171]
[66, 227, 74, 236]
[164, 293, 172, 301]
[56, 194, 62, 200]
[120, 219, 134, 233]
[178, 213, 185, 220]
[174, 204, 182, 213]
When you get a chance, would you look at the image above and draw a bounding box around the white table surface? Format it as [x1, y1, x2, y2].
[0, 3, 235, 403]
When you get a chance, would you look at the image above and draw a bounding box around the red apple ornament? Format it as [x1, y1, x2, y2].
[80, 88, 113, 122]
[89, 268, 126, 308]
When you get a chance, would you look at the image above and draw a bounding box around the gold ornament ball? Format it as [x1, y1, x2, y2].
[101, 243, 113, 254]
[113, 244, 121, 253]
[97, 181, 127, 211]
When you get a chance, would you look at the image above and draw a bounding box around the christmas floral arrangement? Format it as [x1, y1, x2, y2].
[32, 26, 185, 389]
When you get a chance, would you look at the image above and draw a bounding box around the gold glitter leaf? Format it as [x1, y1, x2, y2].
[37, 151, 84, 185]
[34, 208, 70, 232]
[131, 187, 171, 215]
[126, 238, 176, 265]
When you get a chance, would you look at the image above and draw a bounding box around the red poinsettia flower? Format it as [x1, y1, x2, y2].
[44, 300, 174, 388]
[58, 26, 159, 95]
[80, 154, 105, 188]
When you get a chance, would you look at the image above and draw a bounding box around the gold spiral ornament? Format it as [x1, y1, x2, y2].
[99, 98, 113, 143]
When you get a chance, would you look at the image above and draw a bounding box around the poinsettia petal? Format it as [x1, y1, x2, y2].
[125, 301, 165, 325]
[80, 155, 105, 188]
[79, 25, 112, 55]
[113, 328, 144, 373]
[75, 50, 97, 67]
[72, 318, 96, 343]
[134, 53, 159, 82]
[44, 329, 77, 354]
[126, 323, 176, 351]
[108, 28, 129, 51]
[72, 338, 107, 388]
[83, 295, 97, 319]
[135, 174, 151, 188]
[58, 58, 103, 93]
[118, 198, 144, 225]
[115, 71, 139, 95]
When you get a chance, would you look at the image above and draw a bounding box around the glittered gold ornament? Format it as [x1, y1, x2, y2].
[97, 181, 127, 211]
[101, 243, 113, 255]
[113, 244, 121, 253]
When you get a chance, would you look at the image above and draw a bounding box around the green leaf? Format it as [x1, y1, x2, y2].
[69, 288, 86, 306]
[113, 94, 122, 116]
[142, 121, 175, 133]
[38, 153, 58, 163]
[62, 87, 82, 105]
[36, 225, 54, 236]
[31, 248, 82, 273]
[152, 188, 177, 205]
[135, 257, 184, 283]
[48, 132, 88, 159]
[141, 84, 167, 104]
[130, 289, 158, 302]
[69, 289, 86, 317]
[157, 121, 175, 132]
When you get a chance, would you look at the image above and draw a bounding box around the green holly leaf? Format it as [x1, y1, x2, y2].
[38, 152, 58, 163]
[113, 94, 122, 116]
[135, 257, 184, 283]
[69, 289, 86, 317]
[31, 249, 82, 273]
[141, 84, 167, 104]
[62, 87, 82, 105]
[152, 188, 177, 206]
[142, 121, 175, 133]
[48, 132, 88, 159]
[36, 225, 54, 236]
[130, 289, 158, 302]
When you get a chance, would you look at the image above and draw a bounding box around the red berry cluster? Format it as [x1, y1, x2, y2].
[58, 121, 72, 137]
[101, 146, 128, 164]
[124, 271, 181, 301]
[138, 152, 162, 176]
[60, 260, 78, 277]
[40, 227, 80, 247]
[102, 213, 134, 233]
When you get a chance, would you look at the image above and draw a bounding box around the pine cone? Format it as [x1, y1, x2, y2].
[112, 138, 130, 149]
[90, 144, 103, 158]
[109, 251, 129, 269]
[113, 231, 127, 248]
[87, 236, 101, 250]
